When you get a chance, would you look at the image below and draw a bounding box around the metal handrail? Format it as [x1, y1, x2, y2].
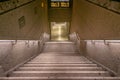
[75, 32, 80, 41]
[69, 32, 120, 45]
[0, 32, 50, 45]
[69, 32, 81, 53]
[69, 32, 80, 42]
[0, 32, 50, 77]
[85, 40, 120, 45]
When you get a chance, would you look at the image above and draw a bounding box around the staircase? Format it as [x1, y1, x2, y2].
[0, 41, 120, 80]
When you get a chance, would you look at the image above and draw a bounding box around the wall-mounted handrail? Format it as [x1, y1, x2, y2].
[105, 40, 120, 43]
[39, 32, 50, 43]
[69, 32, 81, 53]
[0, 32, 50, 77]
[0, 32, 50, 45]
[69, 32, 80, 42]
[75, 32, 80, 41]
[85, 40, 120, 45]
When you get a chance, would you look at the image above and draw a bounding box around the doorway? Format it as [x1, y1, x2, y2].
[50, 22, 69, 41]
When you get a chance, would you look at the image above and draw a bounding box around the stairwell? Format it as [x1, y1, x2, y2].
[0, 41, 120, 80]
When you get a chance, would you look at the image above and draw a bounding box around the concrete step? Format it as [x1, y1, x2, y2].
[30, 60, 91, 62]
[23, 63, 97, 67]
[31, 60, 90, 62]
[0, 41, 118, 79]
[0, 77, 120, 80]
[43, 42, 78, 52]
[31, 57, 90, 60]
[32, 58, 89, 60]
[31, 55, 91, 62]
[31, 57, 90, 59]
[18, 66, 103, 71]
[27, 62, 93, 64]
[11, 71, 110, 77]
[45, 41, 74, 44]
[32, 54, 87, 57]
[34, 53, 81, 56]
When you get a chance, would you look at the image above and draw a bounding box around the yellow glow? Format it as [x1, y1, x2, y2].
[41, 2, 44, 7]
[61, 2, 69, 7]
[51, 2, 60, 7]
[58, 26, 62, 40]
[51, 22, 69, 41]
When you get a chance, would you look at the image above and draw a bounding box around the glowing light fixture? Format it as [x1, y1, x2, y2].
[41, 2, 44, 7]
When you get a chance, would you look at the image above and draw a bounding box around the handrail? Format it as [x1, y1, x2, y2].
[69, 32, 79, 41]
[0, 32, 50, 77]
[69, 32, 120, 46]
[0, 32, 50, 45]
[85, 40, 120, 45]
[105, 40, 120, 43]
[75, 32, 80, 41]
[69, 32, 81, 53]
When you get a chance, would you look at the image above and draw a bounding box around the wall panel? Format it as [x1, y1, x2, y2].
[0, 0, 49, 40]
[71, 0, 120, 39]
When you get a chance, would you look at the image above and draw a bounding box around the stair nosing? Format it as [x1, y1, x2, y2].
[0, 77, 120, 79]
[13, 71, 109, 74]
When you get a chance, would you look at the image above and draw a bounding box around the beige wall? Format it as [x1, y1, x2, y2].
[0, 0, 49, 40]
[71, 0, 120, 76]
[71, 0, 120, 39]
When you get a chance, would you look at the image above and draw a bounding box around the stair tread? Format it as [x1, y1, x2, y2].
[13, 71, 109, 73]
[0, 77, 120, 79]
[23, 64, 97, 67]
[11, 71, 110, 77]
[18, 67, 103, 71]
[27, 62, 93, 64]
[2, 42, 117, 79]
[19, 66, 102, 69]
[24, 64, 97, 65]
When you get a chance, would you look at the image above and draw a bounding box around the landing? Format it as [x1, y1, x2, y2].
[42, 41, 78, 53]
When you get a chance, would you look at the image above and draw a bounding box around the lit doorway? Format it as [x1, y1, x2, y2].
[50, 22, 69, 41]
